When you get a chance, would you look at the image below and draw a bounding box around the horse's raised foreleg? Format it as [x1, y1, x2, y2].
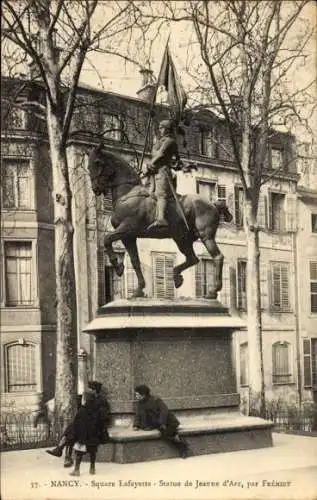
[104, 225, 134, 277]
[173, 239, 199, 289]
[201, 237, 223, 299]
[122, 238, 146, 298]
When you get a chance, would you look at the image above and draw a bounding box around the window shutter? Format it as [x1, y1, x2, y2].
[240, 343, 248, 386]
[237, 260, 247, 310]
[303, 339, 312, 388]
[272, 342, 292, 384]
[281, 265, 290, 310]
[234, 186, 243, 226]
[153, 253, 175, 299]
[2, 174, 15, 208]
[226, 188, 235, 224]
[229, 266, 237, 310]
[285, 194, 297, 232]
[272, 263, 281, 309]
[310, 261, 317, 313]
[218, 261, 229, 306]
[97, 248, 105, 306]
[270, 262, 289, 311]
[268, 192, 273, 230]
[260, 261, 268, 310]
[195, 260, 203, 298]
[126, 255, 138, 299]
[165, 255, 175, 299]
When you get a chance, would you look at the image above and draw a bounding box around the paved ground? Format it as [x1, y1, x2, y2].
[1, 433, 317, 500]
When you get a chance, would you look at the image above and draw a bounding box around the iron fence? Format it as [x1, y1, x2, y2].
[1, 398, 317, 452]
[0, 412, 58, 451]
[241, 397, 317, 434]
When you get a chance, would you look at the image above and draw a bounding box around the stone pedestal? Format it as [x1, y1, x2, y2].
[84, 299, 273, 462]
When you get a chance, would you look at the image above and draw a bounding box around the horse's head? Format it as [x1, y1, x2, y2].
[214, 200, 233, 223]
[88, 143, 114, 196]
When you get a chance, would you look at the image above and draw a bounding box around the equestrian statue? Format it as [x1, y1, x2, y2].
[88, 119, 233, 300]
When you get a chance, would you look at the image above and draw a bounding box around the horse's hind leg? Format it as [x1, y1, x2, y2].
[200, 236, 223, 299]
[122, 237, 146, 298]
[173, 239, 199, 289]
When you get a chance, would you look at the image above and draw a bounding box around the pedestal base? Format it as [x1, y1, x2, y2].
[84, 299, 273, 463]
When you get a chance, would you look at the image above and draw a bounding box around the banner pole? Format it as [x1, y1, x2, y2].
[139, 82, 159, 172]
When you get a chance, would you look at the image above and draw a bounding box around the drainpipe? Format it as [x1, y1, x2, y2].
[292, 232, 302, 406]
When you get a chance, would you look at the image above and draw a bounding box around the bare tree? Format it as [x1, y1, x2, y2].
[2, 0, 144, 430]
[135, 0, 316, 415]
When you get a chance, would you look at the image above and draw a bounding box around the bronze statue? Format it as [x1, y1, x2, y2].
[88, 142, 232, 300]
[146, 119, 181, 229]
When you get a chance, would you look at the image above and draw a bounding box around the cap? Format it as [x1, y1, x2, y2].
[134, 384, 151, 397]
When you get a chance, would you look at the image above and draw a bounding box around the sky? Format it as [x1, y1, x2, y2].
[77, 1, 316, 144]
[80, 2, 316, 96]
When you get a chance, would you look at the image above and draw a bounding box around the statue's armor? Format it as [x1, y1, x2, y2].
[149, 135, 179, 199]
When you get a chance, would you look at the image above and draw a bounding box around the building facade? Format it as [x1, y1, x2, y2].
[1, 75, 316, 413]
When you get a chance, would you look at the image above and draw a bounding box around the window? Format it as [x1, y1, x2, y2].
[303, 338, 317, 388]
[102, 114, 123, 141]
[200, 129, 217, 157]
[6, 104, 27, 130]
[152, 252, 175, 299]
[104, 253, 142, 302]
[272, 341, 292, 384]
[196, 180, 216, 202]
[2, 160, 32, 209]
[271, 148, 284, 170]
[240, 343, 248, 386]
[234, 186, 244, 227]
[269, 192, 286, 232]
[104, 252, 125, 302]
[237, 260, 247, 310]
[103, 192, 112, 213]
[195, 258, 216, 298]
[217, 185, 226, 204]
[217, 185, 227, 222]
[4, 242, 33, 306]
[310, 261, 317, 313]
[312, 214, 317, 233]
[270, 262, 290, 312]
[5, 342, 36, 392]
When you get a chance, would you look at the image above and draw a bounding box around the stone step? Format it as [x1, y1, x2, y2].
[93, 417, 274, 464]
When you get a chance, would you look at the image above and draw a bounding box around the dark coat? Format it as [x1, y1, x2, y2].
[71, 400, 103, 447]
[96, 392, 111, 443]
[133, 395, 180, 433]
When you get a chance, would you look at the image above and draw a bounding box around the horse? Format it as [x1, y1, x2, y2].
[87, 143, 233, 299]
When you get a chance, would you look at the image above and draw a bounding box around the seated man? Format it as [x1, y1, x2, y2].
[46, 381, 110, 467]
[133, 384, 189, 458]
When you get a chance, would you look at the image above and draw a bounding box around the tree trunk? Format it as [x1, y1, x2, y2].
[245, 200, 266, 417]
[47, 101, 78, 434]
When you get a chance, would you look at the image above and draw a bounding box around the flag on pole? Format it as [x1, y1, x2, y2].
[157, 43, 187, 118]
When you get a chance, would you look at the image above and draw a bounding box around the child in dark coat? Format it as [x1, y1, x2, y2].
[133, 384, 189, 458]
[69, 390, 103, 476]
[46, 380, 110, 467]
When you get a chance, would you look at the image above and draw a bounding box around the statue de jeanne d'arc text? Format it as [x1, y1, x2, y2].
[88, 118, 233, 300]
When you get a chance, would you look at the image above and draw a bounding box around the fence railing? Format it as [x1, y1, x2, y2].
[241, 397, 317, 433]
[1, 399, 317, 452]
[0, 412, 58, 451]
